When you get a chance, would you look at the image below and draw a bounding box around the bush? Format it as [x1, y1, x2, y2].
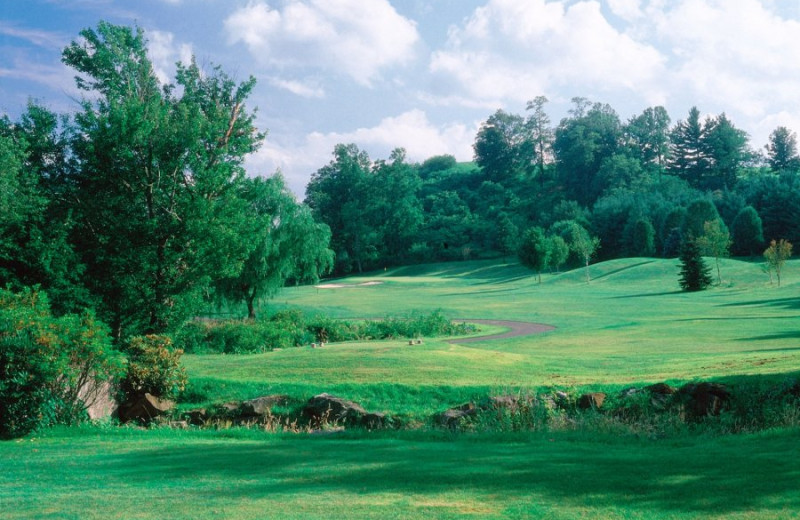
[0, 287, 122, 439]
[174, 310, 475, 354]
[119, 335, 187, 403]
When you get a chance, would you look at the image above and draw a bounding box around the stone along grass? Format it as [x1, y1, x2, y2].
[2, 427, 799, 519]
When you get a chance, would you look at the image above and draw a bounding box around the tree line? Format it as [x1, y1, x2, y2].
[306, 97, 799, 277]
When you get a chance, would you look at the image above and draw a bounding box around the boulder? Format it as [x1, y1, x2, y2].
[677, 382, 731, 419]
[302, 393, 369, 426]
[488, 395, 520, 410]
[577, 392, 606, 410]
[183, 408, 208, 426]
[240, 395, 290, 417]
[435, 402, 478, 427]
[117, 393, 175, 424]
[646, 383, 677, 410]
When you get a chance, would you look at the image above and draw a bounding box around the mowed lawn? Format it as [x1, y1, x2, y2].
[184, 258, 800, 412]
[2, 427, 799, 520]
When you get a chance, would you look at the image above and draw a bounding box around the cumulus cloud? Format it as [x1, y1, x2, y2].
[429, 0, 666, 107]
[147, 30, 193, 85]
[224, 0, 419, 86]
[245, 109, 477, 195]
[269, 78, 325, 98]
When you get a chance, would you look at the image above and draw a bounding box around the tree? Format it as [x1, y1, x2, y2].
[566, 222, 600, 283]
[305, 143, 374, 273]
[731, 206, 764, 257]
[678, 238, 712, 291]
[518, 227, 550, 283]
[473, 110, 535, 184]
[669, 107, 710, 188]
[62, 22, 263, 338]
[765, 126, 800, 173]
[631, 218, 656, 257]
[216, 175, 333, 319]
[549, 235, 569, 273]
[625, 106, 671, 173]
[526, 95, 554, 187]
[703, 113, 749, 190]
[685, 199, 721, 238]
[764, 239, 792, 287]
[553, 99, 622, 206]
[696, 220, 731, 285]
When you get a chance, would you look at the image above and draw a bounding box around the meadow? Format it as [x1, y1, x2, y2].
[3, 257, 800, 519]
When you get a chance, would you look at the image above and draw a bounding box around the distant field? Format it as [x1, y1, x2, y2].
[184, 257, 800, 413]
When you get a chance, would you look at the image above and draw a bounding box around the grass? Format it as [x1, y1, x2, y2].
[183, 257, 800, 414]
[5, 257, 800, 519]
[1, 426, 799, 519]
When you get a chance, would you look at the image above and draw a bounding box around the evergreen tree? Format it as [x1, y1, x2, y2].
[678, 238, 712, 291]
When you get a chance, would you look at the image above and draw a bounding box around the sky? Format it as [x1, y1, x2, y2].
[3, 0, 800, 196]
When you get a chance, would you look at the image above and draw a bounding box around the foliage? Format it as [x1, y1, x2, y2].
[763, 239, 793, 287]
[119, 335, 187, 402]
[765, 126, 800, 173]
[0, 287, 122, 439]
[565, 222, 600, 282]
[175, 311, 476, 354]
[695, 219, 731, 284]
[731, 205, 764, 256]
[517, 227, 550, 283]
[678, 238, 712, 291]
[630, 218, 656, 257]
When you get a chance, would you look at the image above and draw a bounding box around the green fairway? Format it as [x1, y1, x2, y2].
[183, 258, 800, 413]
[2, 426, 799, 520]
[6, 258, 800, 519]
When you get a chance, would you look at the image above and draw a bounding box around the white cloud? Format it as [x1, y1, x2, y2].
[224, 0, 420, 86]
[269, 78, 325, 98]
[607, 0, 643, 21]
[0, 23, 66, 49]
[245, 110, 477, 195]
[430, 0, 665, 107]
[147, 30, 193, 85]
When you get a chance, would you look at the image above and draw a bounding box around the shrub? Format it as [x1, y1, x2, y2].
[119, 335, 187, 402]
[0, 287, 122, 439]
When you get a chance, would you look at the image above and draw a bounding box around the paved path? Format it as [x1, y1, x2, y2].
[447, 320, 555, 344]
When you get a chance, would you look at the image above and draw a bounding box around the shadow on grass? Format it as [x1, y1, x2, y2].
[85, 429, 800, 517]
[736, 332, 800, 342]
[610, 290, 684, 299]
[720, 297, 800, 310]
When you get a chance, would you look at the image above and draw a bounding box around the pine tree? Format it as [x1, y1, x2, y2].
[678, 238, 712, 291]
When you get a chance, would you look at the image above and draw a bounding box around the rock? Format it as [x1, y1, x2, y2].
[117, 393, 175, 424]
[78, 378, 118, 420]
[577, 392, 606, 410]
[435, 402, 477, 427]
[240, 395, 290, 417]
[302, 393, 368, 426]
[646, 383, 676, 395]
[677, 382, 731, 419]
[488, 395, 519, 410]
[361, 412, 387, 429]
[183, 408, 208, 426]
[619, 387, 641, 398]
[645, 383, 677, 410]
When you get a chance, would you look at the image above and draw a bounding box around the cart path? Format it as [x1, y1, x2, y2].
[447, 320, 555, 344]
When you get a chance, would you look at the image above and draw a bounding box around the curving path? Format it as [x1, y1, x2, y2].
[447, 320, 555, 344]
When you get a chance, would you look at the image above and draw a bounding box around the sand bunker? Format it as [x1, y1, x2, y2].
[315, 281, 384, 289]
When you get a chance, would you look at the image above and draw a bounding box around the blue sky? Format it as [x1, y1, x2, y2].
[3, 0, 800, 195]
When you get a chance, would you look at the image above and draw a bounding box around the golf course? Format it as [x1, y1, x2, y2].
[3, 257, 799, 519]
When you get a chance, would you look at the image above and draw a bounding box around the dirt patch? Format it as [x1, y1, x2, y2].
[315, 281, 384, 289]
[447, 320, 555, 344]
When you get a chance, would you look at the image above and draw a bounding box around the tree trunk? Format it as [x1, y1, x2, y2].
[585, 258, 591, 283]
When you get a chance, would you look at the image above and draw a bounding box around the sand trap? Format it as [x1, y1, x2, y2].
[315, 281, 384, 289]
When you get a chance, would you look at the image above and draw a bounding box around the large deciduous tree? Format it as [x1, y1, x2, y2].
[518, 227, 550, 283]
[474, 109, 535, 184]
[63, 22, 263, 338]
